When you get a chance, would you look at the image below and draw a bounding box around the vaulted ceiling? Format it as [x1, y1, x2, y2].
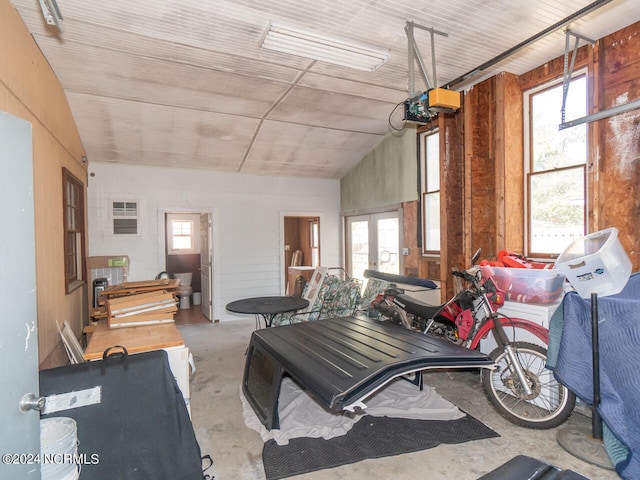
[12, 0, 640, 178]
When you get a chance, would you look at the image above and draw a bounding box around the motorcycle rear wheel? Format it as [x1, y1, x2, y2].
[482, 341, 575, 429]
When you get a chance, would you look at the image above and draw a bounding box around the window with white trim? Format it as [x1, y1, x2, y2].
[420, 130, 440, 254]
[167, 217, 199, 254]
[172, 220, 193, 250]
[525, 72, 587, 258]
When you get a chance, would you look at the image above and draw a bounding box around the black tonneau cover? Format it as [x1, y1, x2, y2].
[242, 316, 493, 429]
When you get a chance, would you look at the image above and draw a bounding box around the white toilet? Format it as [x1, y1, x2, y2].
[174, 272, 193, 309]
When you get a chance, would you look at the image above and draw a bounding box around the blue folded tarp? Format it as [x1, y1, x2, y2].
[549, 273, 640, 480]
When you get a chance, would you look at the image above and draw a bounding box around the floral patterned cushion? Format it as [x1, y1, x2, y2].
[319, 278, 362, 319]
[306, 275, 340, 321]
[358, 277, 391, 318]
[271, 275, 361, 326]
[272, 275, 336, 326]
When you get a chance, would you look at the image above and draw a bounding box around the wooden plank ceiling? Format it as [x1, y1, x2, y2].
[11, 0, 640, 178]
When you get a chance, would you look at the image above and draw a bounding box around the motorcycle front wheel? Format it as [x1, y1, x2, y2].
[481, 341, 575, 429]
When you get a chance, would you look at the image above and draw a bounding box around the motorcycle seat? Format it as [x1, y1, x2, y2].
[394, 293, 443, 320]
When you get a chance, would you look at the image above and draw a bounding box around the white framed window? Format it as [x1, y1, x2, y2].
[112, 200, 138, 235]
[167, 215, 199, 254]
[172, 220, 193, 250]
[420, 129, 440, 254]
[524, 71, 587, 258]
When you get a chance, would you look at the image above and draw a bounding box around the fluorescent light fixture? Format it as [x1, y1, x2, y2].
[259, 23, 390, 72]
[38, 0, 64, 33]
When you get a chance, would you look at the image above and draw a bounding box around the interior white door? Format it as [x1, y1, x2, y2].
[0, 111, 41, 479]
[346, 211, 400, 281]
[200, 213, 213, 320]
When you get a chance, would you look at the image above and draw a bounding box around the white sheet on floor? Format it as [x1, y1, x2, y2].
[241, 377, 464, 446]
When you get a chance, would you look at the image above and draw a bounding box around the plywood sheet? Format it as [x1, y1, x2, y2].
[101, 279, 179, 298]
[83, 322, 185, 361]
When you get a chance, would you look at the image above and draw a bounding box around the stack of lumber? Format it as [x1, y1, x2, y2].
[95, 279, 180, 328]
[98, 279, 180, 303]
[106, 290, 177, 328]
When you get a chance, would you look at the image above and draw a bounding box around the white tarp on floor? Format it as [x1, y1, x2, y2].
[241, 377, 464, 446]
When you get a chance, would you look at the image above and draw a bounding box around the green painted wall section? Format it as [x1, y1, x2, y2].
[340, 125, 418, 213]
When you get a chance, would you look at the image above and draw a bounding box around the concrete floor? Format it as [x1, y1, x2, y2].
[179, 318, 620, 480]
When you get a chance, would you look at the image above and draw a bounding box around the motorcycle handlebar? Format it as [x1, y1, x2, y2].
[452, 270, 477, 283]
[453, 268, 497, 295]
[383, 287, 405, 296]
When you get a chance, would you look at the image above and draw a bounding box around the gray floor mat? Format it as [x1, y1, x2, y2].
[262, 413, 499, 480]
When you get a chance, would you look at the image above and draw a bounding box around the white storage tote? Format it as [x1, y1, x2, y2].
[554, 227, 632, 298]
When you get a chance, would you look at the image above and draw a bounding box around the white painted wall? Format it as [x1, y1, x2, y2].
[87, 163, 342, 321]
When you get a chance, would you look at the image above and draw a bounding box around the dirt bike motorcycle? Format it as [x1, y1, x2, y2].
[370, 256, 575, 429]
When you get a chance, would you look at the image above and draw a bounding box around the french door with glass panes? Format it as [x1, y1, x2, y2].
[346, 211, 400, 281]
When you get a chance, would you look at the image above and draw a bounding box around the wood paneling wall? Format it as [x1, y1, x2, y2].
[401, 20, 639, 299]
[440, 111, 465, 297]
[519, 22, 639, 269]
[464, 77, 499, 261]
[284, 217, 316, 267]
[401, 201, 420, 277]
[462, 71, 524, 262]
[1, 0, 87, 368]
[597, 23, 640, 268]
